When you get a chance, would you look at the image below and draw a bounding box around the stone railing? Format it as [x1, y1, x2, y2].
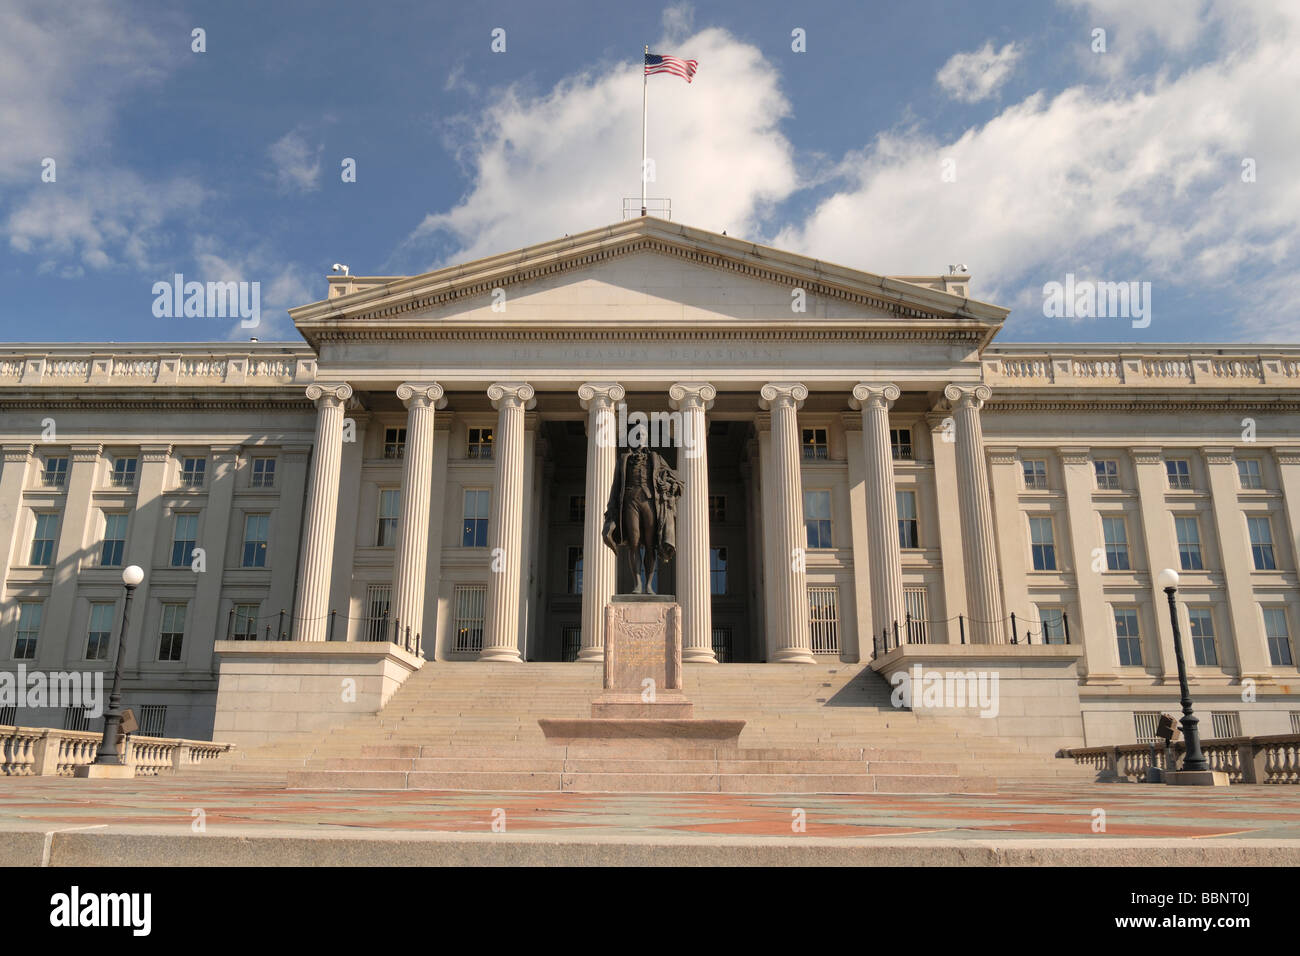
[983, 351, 1300, 389]
[0, 349, 316, 388]
[0, 726, 233, 777]
[1059, 734, 1300, 784]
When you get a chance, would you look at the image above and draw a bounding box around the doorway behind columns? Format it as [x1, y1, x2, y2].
[533, 416, 757, 662]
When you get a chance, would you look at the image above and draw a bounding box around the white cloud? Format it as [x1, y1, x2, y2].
[936, 41, 1022, 102]
[268, 129, 323, 193]
[0, 0, 168, 184]
[777, 0, 1300, 339]
[6, 170, 206, 272]
[407, 25, 798, 267]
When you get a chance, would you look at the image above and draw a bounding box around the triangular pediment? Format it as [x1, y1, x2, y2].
[289, 218, 1007, 348]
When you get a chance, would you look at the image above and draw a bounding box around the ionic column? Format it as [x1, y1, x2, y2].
[577, 383, 625, 661]
[850, 383, 905, 644]
[292, 383, 352, 642]
[479, 382, 535, 662]
[760, 383, 814, 663]
[391, 383, 446, 653]
[670, 382, 717, 663]
[943, 384, 1004, 643]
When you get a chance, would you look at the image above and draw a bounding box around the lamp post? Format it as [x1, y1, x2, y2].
[93, 564, 144, 766]
[1156, 568, 1208, 772]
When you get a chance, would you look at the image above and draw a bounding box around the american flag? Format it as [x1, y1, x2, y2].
[644, 52, 698, 83]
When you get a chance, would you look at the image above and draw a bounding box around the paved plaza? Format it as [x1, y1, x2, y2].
[2, 775, 1298, 865]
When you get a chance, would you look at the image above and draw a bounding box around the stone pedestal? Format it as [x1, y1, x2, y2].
[74, 764, 135, 779]
[539, 596, 745, 745]
[1165, 770, 1232, 787]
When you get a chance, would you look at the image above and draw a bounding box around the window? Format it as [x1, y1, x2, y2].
[890, 428, 913, 461]
[1102, 516, 1130, 571]
[708, 495, 726, 523]
[1028, 516, 1056, 571]
[250, 457, 276, 488]
[896, 490, 919, 549]
[567, 547, 583, 595]
[139, 704, 166, 738]
[241, 513, 269, 567]
[1247, 516, 1276, 570]
[711, 626, 733, 663]
[1133, 712, 1161, 745]
[158, 604, 186, 661]
[710, 547, 727, 595]
[0, 706, 14, 726]
[364, 586, 391, 642]
[42, 457, 68, 488]
[454, 585, 487, 653]
[383, 427, 406, 459]
[1114, 607, 1143, 666]
[808, 586, 840, 653]
[1094, 459, 1120, 490]
[1175, 516, 1203, 571]
[801, 428, 829, 460]
[180, 456, 206, 486]
[110, 456, 137, 488]
[561, 625, 582, 663]
[462, 489, 490, 547]
[86, 603, 114, 660]
[101, 513, 127, 567]
[1187, 607, 1218, 666]
[1037, 605, 1067, 645]
[568, 496, 585, 523]
[1209, 712, 1241, 739]
[63, 707, 90, 732]
[1022, 459, 1048, 490]
[377, 489, 400, 547]
[231, 603, 260, 641]
[804, 490, 832, 549]
[1237, 458, 1263, 490]
[29, 513, 58, 566]
[171, 513, 198, 567]
[904, 587, 930, 643]
[1263, 607, 1294, 666]
[1165, 458, 1191, 489]
[14, 602, 42, 659]
[467, 428, 494, 460]
[1292, 712, 1300, 734]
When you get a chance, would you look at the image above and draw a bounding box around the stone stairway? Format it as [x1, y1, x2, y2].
[205, 661, 1096, 792]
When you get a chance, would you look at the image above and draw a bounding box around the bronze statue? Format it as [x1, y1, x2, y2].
[601, 442, 682, 594]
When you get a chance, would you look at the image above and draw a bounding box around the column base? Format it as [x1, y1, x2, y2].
[577, 646, 605, 662]
[477, 647, 523, 663]
[773, 647, 816, 664]
[682, 648, 718, 663]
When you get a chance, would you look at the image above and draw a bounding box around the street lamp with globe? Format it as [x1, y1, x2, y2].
[93, 564, 144, 766]
[1156, 567, 1209, 772]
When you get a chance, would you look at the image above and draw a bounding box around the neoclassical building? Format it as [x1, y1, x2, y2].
[2, 218, 1298, 745]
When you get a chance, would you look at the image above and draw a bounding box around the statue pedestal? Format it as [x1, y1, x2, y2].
[538, 597, 745, 747]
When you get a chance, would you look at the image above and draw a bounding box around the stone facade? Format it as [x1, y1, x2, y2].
[1, 218, 1297, 744]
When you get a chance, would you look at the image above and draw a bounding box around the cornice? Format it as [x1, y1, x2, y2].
[985, 399, 1300, 413]
[310, 326, 987, 345]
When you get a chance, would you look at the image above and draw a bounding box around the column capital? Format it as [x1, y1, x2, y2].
[1058, 446, 1092, 466]
[3, 443, 34, 463]
[1201, 445, 1236, 466]
[487, 382, 536, 410]
[1273, 446, 1300, 467]
[396, 382, 447, 409]
[578, 382, 625, 409]
[849, 382, 900, 410]
[1130, 446, 1165, 465]
[759, 382, 808, 410]
[141, 443, 173, 463]
[71, 443, 104, 462]
[305, 382, 353, 407]
[943, 383, 991, 409]
[668, 382, 716, 411]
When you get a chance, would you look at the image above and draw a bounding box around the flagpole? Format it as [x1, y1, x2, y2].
[641, 44, 648, 216]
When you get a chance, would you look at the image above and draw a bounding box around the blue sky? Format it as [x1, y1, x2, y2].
[1, 0, 1297, 344]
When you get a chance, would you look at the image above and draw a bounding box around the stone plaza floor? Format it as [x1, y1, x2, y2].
[1, 775, 1299, 865]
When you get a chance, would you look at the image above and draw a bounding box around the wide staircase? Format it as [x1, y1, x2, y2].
[205, 662, 1095, 793]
